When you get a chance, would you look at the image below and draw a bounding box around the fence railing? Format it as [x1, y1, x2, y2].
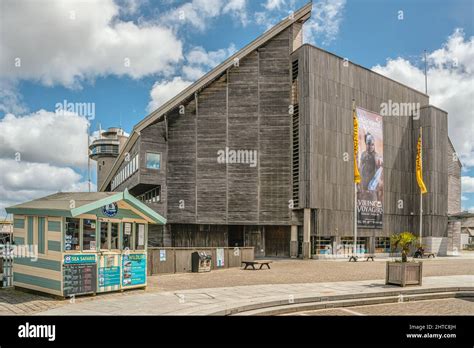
[147, 247, 255, 275]
[0, 245, 14, 288]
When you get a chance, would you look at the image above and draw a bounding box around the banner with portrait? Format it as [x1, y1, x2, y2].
[356, 108, 383, 228]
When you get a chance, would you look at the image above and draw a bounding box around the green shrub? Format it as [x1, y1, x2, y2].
[390, 232, 418, 262]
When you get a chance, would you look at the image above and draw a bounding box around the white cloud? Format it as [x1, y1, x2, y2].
[147, 77, 193, 112]
[148, 44, 237, 111]
[462, 176, 474, 193]
[255, 0, 346, 42]
[304, 0, 346, 45]
[182, 66, 206, 81]
[161, 0, 249, 31]
[372, 29, 474, 168]
[0, 79, 27, 115]
[0, 109, 96, 216]
[186, 44, 237, 69]
[461, 194, 469, 201]
[0, 110, 90, 168]
[0, 159, 95, 216]
[0, 0, 183, 88]
[116, 0, 144, 15]
[223, 0, 249, 26]
[264, 0, 286, 11]
[462, 206, 474, 213]
[162, 0, 222, 31]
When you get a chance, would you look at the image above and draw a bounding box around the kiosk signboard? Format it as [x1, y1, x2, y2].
[98, 266, 120, 287]
[64, 254, 96, 265]
[98, 255, 121, 291]
[122, 254, 146, 286]
[63, 254, 97, 296]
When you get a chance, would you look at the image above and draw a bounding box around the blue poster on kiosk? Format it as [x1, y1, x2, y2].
[122, 254, 146, 286]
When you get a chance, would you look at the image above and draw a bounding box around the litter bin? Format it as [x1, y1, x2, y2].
[191, 251, 211, 273]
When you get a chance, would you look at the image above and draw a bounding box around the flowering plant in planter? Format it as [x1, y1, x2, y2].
[390, 232, 418, 262]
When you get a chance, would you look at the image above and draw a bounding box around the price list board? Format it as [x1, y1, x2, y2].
[63, 264, 97, 297]
[122, 254, 146, 287]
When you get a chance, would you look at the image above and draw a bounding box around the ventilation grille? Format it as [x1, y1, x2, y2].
[292, 60, 299, 208]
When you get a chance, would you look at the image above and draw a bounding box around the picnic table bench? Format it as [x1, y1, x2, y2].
[422, 252, 436, 258]
[241, 260, 272, 270]
[348, 254, 375, 262]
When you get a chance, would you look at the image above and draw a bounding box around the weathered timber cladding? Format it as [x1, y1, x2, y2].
[166, 99, 197, 223]
[114, 139, 140, 192]
[164, 27, 296, 226]
[170, 224, 228, 247]
[196, 74, 228, 223]
[258, 29, 292, 224]
[139, 121, 168, 216]
[413, 106, 449, 237]
[294, 44, 435, 237]
[227, 51, 259, 222]
[447, 139, 462, 214]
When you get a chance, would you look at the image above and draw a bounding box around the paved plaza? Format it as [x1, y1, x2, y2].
[149, 256, 474, 292]
[293, 298, 474, 316]
[0, 257, 473, 316]
[36, 274, 474, 315]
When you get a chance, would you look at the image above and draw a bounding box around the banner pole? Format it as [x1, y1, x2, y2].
[419, 127, 423, 244]
[353, 100, 358, 256]
[354, 182, 357, 256]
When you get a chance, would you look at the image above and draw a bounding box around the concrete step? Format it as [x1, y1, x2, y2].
[223, 288, 474, 316]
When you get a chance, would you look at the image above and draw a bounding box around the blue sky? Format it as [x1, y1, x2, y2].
[0, 0, 473, 214]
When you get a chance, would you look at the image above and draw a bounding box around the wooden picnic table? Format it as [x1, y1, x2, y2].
[241, 260, 272, 270]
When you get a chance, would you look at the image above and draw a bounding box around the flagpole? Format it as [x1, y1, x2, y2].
[424, 50, 428, 94]
[353, 99, 358, 256]
[87, 122, 91, 193]
[419, 127, 423, 244]
[354, 179, 357, 255]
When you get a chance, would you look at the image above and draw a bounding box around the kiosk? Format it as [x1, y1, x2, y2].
[5, 189, 166, 297]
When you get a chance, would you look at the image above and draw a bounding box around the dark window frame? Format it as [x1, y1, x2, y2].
[145, 152, 161, 170]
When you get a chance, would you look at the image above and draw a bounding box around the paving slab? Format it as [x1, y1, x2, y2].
[35, 275, 473, 316]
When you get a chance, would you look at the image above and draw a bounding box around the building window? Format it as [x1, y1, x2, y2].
[38, 217, 45, 254]
[82, 219, 96, 251]
[65, 218, 80, 251]
[111, 223, 119, 249]
[123, 222, 132, 250]
[100, 222, 109, 250]
[111, 154, 139, 190]
[146, 152, 161, 170]
[375, 237, 391, 253]
[137, 186, 161, 204]
[27, 216, 34, 245]
[135, 224, 145, 250]
[312, 237, 333, 255]
[341, 237, 369, 254]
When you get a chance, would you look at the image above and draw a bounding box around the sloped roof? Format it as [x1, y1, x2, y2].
[99, 2, 312, 191]
[6, 190, 167, 224]
[7, 192, 117, 211]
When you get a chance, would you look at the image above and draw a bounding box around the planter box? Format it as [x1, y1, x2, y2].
[385, 261, 423, 287]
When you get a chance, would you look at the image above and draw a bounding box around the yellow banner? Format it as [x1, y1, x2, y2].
[416, 132, 427, 194]
[353, 108, 361, 184]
